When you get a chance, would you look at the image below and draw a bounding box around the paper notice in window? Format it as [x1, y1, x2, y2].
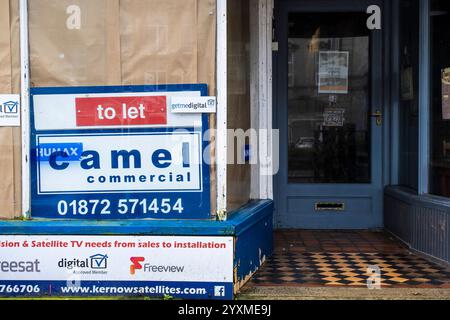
[323, 108, 345, 127]
[318, 51, 349, 94]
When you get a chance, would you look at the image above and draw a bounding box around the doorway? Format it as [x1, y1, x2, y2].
[274, 0, 384, 229]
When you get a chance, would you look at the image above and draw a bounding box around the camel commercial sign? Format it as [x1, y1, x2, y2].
[30, 85, 210, 219]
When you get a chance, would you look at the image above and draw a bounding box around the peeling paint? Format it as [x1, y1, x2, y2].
[217, 209, 227, 221]
[259, 248, 267, 266]
[235, 248, 268, 292]
[235, 271, 256, 293]
[233, 202, 273, 293]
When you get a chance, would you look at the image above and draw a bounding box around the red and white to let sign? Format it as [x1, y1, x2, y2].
[76, 96, 167, 127]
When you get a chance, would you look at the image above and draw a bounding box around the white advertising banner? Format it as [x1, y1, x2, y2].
[0, 236, 234, 299]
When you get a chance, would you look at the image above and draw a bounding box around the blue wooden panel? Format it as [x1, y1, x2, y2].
[234, 202, 274, 289]
[0, 200, 273, 236]
[385, 187, 450, 264]
[281, 196, 376, 229]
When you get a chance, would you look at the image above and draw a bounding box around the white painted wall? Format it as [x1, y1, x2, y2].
[250, 0, 274, 200]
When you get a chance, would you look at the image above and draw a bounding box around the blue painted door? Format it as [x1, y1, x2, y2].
[274, 0, 384, 229]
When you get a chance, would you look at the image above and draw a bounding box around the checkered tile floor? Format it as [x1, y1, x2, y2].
[247, 231, 450, 288]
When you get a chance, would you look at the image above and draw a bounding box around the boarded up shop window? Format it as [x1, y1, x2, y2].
[227, 0, 251, 211]
[0, 0, 21, 219]
[29, 0, 216, 90]
[26, 0, 217, 219]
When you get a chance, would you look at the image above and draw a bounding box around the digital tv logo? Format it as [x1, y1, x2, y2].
[90, 254, 108, 269]
[0, 101, 19, 114]
[57, 254, 108, 270]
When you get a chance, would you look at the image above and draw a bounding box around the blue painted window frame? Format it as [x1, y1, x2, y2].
[418, 0, 430, 195]
[392, 0, 431, 195]
[392, 0, 450, 208]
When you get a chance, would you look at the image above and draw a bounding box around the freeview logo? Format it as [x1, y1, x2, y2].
[129, 257, 185, 275]
[130, 257, 145, 275]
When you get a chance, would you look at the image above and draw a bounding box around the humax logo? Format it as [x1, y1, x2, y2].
[37, 143, 84, 162]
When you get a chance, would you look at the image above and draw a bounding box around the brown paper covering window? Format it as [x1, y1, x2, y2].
[0, 0, 217, 219]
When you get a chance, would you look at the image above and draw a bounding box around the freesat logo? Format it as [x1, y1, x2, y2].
[0, 260, 41, 273]
[129, 257, 185, 275]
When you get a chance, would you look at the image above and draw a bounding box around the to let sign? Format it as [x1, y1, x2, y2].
[76, 96, 167, 127]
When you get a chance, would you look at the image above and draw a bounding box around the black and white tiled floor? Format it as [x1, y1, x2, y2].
[246, 231, 450, 288]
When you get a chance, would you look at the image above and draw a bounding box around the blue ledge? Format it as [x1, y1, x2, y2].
[0, 200, 273, 236]
[385, 186, 450, 214]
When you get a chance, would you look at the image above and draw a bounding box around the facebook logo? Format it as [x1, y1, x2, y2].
[214, 286, 225, 297]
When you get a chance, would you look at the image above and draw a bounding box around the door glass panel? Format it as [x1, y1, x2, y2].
[287, 12, 371, 184]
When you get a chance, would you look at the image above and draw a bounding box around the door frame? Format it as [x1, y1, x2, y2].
[272, 0, 391, 229]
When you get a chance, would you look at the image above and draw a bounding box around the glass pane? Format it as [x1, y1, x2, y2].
[227, 0, 251, 211]
[287, 12, 371, 184]
[398, 0, 419, 191]
[430, 0, 450, 197]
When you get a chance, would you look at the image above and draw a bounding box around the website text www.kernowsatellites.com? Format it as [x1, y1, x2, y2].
[60, 284, 207, 296]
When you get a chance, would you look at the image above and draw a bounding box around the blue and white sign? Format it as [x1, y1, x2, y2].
[30, 85, 211, 219]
